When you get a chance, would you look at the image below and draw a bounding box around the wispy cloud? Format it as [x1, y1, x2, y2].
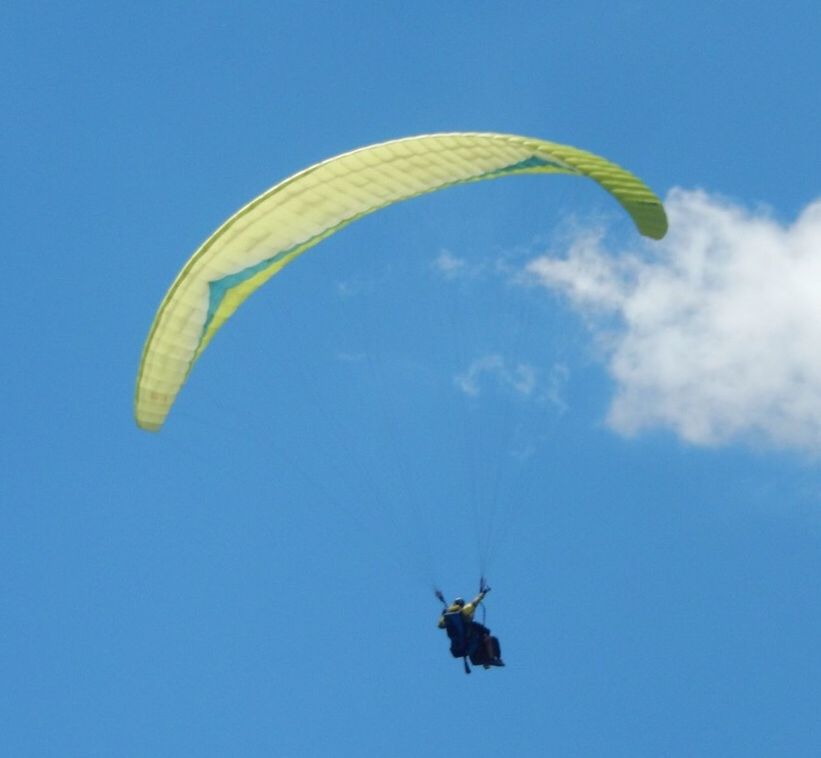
[431, 247, 532, 283]
[431, 249, 470, 279]
[454, 354, 569, 412]
[455, 355, 535, 397]
[335, 276, 374, 298]
[335, 351, 367, 363]
[527, 189, 821, 455]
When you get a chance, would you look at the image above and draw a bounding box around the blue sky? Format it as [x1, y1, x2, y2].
[3, 2, 821, 755]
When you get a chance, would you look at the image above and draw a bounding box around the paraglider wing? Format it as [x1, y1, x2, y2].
[135, 132, 667, 431]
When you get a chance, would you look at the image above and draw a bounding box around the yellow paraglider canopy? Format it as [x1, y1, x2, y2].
[135, 132, 667, 431]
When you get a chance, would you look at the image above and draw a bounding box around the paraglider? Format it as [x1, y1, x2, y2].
[134, 132, 667, 431]
[437, 582, 503, 674]
[134, 132, 667, 671]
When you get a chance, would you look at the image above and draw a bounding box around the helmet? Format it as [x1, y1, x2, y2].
[452, 597, 465, 607]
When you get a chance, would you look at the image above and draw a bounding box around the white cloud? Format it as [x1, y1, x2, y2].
[527, 188, 821, 454]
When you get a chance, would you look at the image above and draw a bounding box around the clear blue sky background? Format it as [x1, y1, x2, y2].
[3, 2, 821, 756]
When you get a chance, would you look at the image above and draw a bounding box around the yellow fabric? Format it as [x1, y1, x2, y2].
[135, 132, 667, 431]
